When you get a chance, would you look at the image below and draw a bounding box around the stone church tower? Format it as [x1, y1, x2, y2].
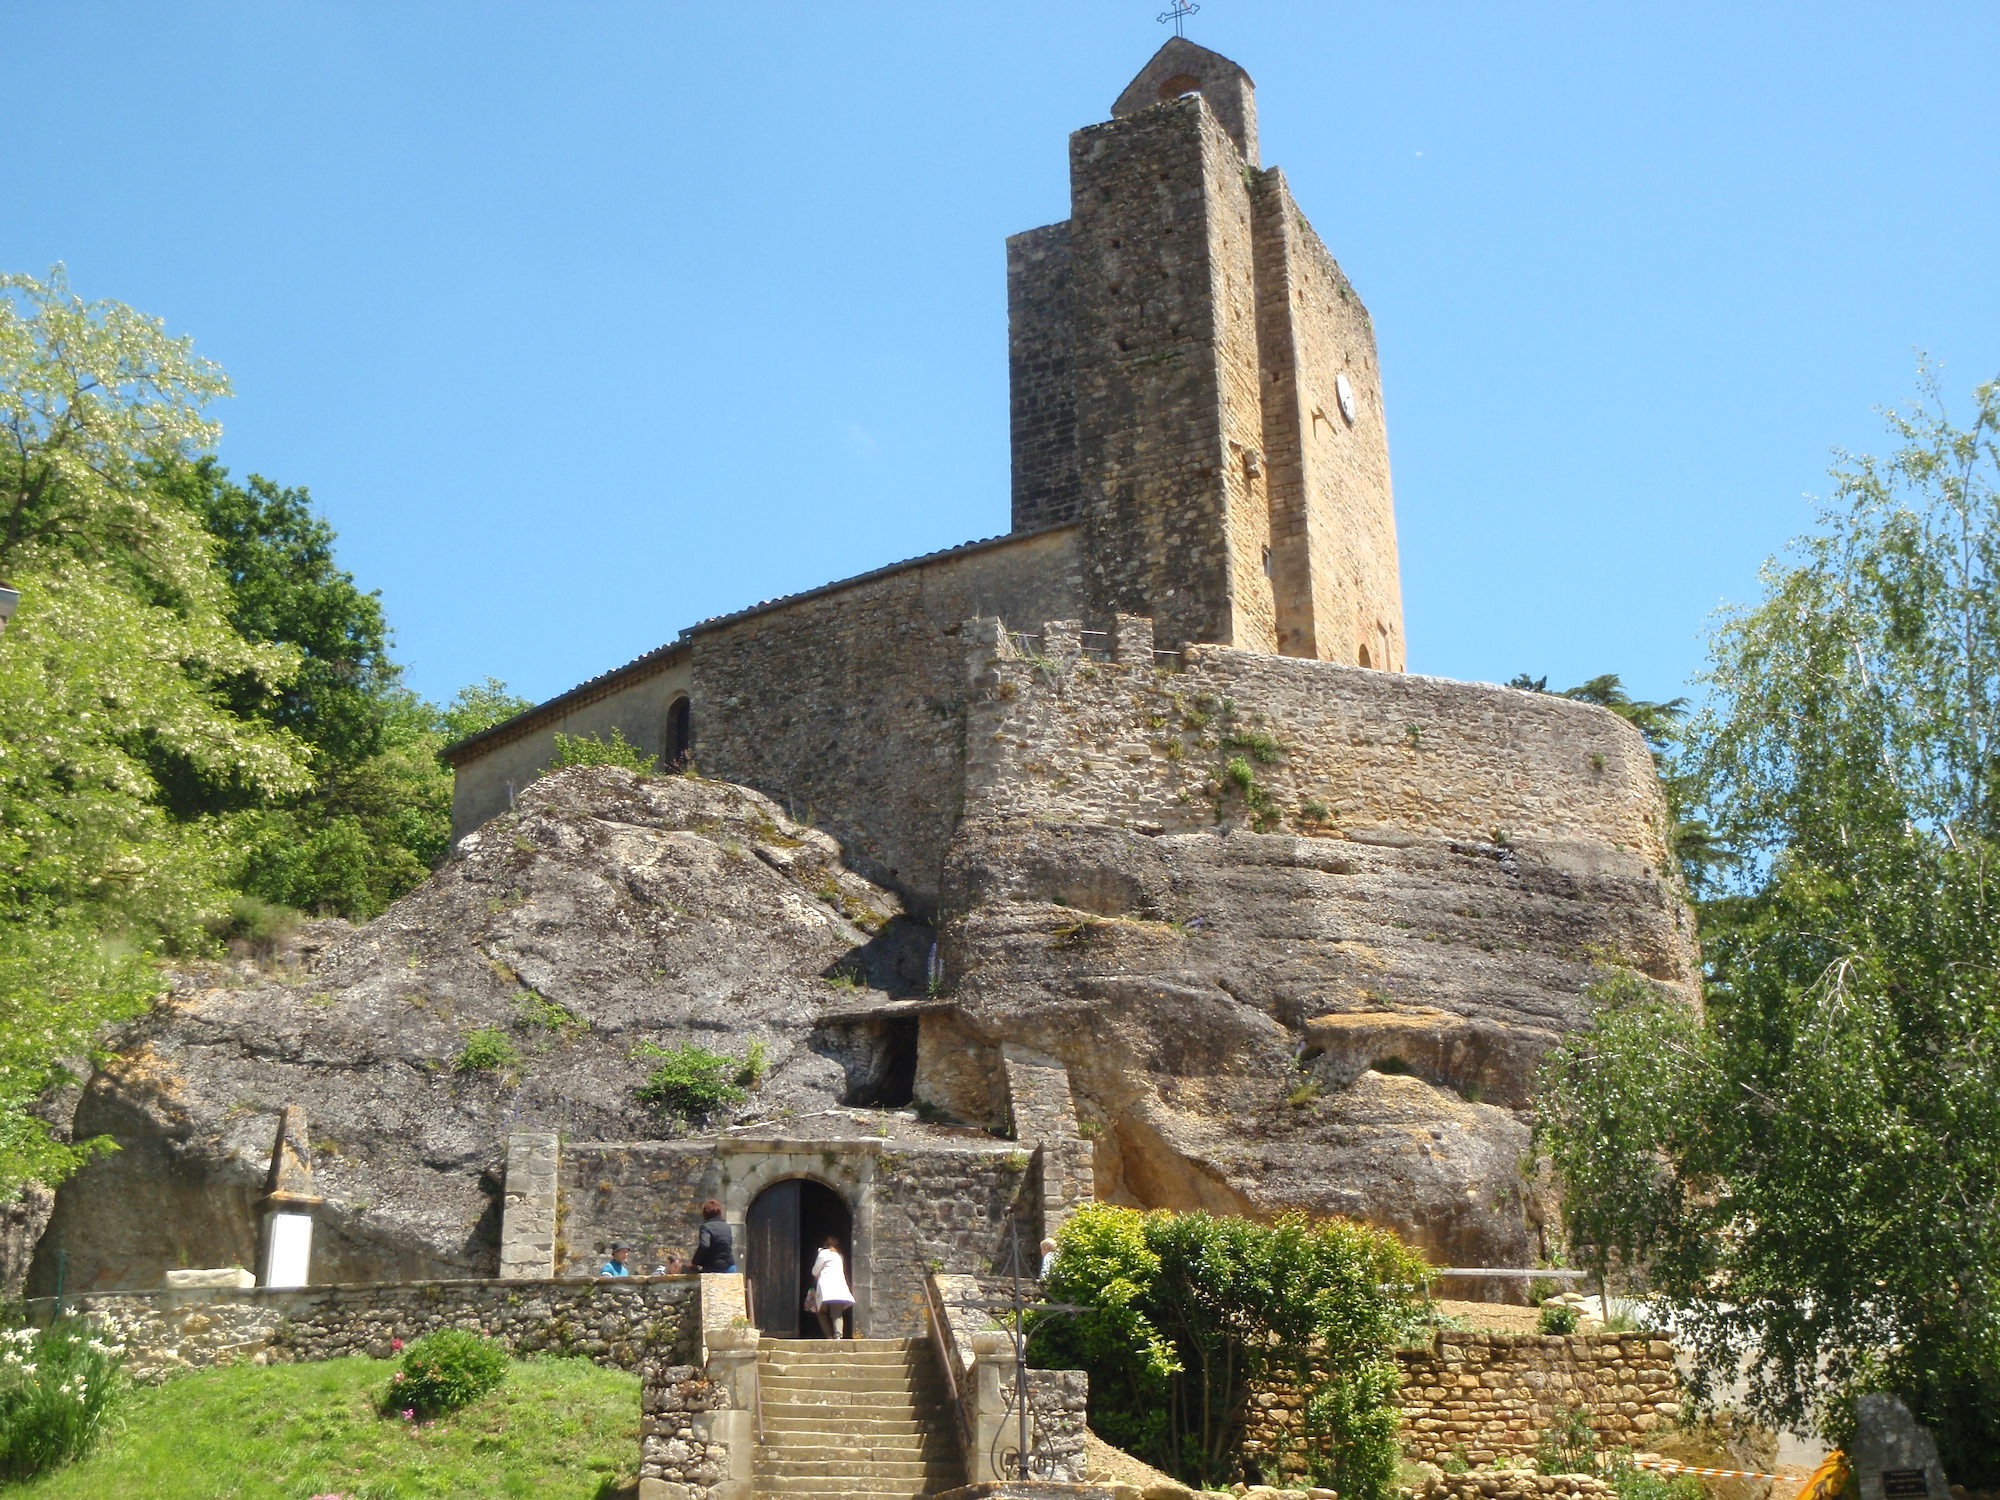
[1010, 38, 1406, 668]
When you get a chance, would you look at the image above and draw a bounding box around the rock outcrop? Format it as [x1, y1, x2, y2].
[28, 769, 914, 1295]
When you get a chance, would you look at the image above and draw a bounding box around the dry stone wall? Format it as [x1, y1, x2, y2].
[1241, 1331, 1681, 1474]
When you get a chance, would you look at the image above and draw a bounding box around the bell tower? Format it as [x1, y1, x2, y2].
[1007, 40, 1405, 669]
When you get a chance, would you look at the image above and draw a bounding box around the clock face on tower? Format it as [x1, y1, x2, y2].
[1335, 371, 1356, 426]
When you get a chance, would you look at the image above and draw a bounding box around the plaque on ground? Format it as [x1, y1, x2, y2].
[1852, 1394, 1950, 1500]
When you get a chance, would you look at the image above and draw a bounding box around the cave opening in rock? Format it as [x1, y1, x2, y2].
[810, 1011, 919, 1109]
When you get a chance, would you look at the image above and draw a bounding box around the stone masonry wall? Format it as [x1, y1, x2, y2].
[1009, 222, 1082, 532]
[1251, 168, 1402, 670]
[964, 625, 1680, 902]
[1241, 1332, 1681, 1474]
[690, 527, 1081, 914]
[558, 1140, 716, 1278]
[871, 1145, 1040, 1333]
[45, 1275, 699, 1383]
[999, 1043, 1094, 1239]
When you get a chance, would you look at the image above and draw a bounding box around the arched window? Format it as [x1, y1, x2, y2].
[1358, 643, 1373, 669]
[665, 695, 692, 768]
[1158, 72, 1202, 102]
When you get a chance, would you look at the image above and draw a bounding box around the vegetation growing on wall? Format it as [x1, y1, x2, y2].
[1029, 1203, 1427, 1497]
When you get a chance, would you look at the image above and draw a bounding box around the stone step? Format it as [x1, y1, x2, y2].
[756, 1448, 953, 1468]
[761, 1404, 950, 1425]
[756, 1415, 931, 1436]
[755, 1436, 953, 1456]
[756, 1384, 936, 1408]
[759, 1347, 927, 1365]
[752, 1485, 934, 1500]
[755, 1458, 948, 1480]
[759, 1359, 931, 1378]
[760, 1344, 924, 1360]
[760, 1393, 936, 1414]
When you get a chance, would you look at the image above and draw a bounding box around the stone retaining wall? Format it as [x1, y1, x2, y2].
[1242, 1332, 1680, 1475]
[38, 1275, 700, 1383]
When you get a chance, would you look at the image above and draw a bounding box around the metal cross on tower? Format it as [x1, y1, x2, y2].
[1157, 0, 1200, 38]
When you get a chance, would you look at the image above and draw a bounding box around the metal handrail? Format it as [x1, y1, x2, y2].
[921, 1274, 975, 1457]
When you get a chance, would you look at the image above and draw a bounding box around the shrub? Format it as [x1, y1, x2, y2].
[1538, 1303, 1580, 1334]
[0, 1319, 125, 1480]
[1605, 1458, 1707, 1500]
[455, 1027, 520, 1074]
[1534, 1403, 1599, 1475]
[1032, 1203, 1427, 1497]
[634, 1043, 750, 1121]
[386, 1329, 508, 1418]
[548, 728, 656, 774]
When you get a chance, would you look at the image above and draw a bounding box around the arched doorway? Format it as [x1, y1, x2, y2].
[745, 1178, 854, 1338]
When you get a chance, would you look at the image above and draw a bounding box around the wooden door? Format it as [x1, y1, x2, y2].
[745, 1180, 800, 1336]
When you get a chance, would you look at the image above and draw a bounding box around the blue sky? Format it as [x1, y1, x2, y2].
[9, 3, 1998, 710]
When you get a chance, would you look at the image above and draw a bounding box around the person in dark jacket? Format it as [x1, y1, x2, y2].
[691, 1200, 736, 1273]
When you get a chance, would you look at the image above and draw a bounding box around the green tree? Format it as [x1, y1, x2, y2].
[1536, 373, 2000, 1478]
[439, 678, 533, 746]
[1030, 1204, 1425, 1495]
[153, 458, 396, 788]
[0, 267, 311, 1192]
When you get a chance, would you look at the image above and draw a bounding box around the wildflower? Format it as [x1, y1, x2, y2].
[400, 1407, 416, 1422]
[390, 1337, 404, 1352]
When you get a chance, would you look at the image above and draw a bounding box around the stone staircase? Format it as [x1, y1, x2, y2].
[754, 1337, 965, 1500]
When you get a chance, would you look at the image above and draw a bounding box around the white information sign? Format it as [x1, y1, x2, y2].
[264, 1212, 313, 1288]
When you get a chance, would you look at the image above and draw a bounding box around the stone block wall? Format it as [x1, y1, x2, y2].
[872, 1145, 1041, 1330]
[447, 647, 691, 840]
[500, 1130, 560, 1278]
[1392, 1332, 1682, 1466]
[542, 1133, 1035, 1339]
[46, 1274, 700, 1383]
[1024, 1367, 1091, 1483]
[641, 1356, 734, 1498]
[1240, 1332, 1681, 1475]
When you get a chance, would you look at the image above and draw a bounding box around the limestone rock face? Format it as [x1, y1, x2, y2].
[927, 813, 1693, 1268]
[28, 769, 907, 1295]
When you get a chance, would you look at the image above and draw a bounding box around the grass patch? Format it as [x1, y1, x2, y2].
[14, 1355, 639, 1499]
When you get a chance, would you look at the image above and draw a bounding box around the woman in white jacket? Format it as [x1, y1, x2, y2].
[810, 1235, 855, 1339]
